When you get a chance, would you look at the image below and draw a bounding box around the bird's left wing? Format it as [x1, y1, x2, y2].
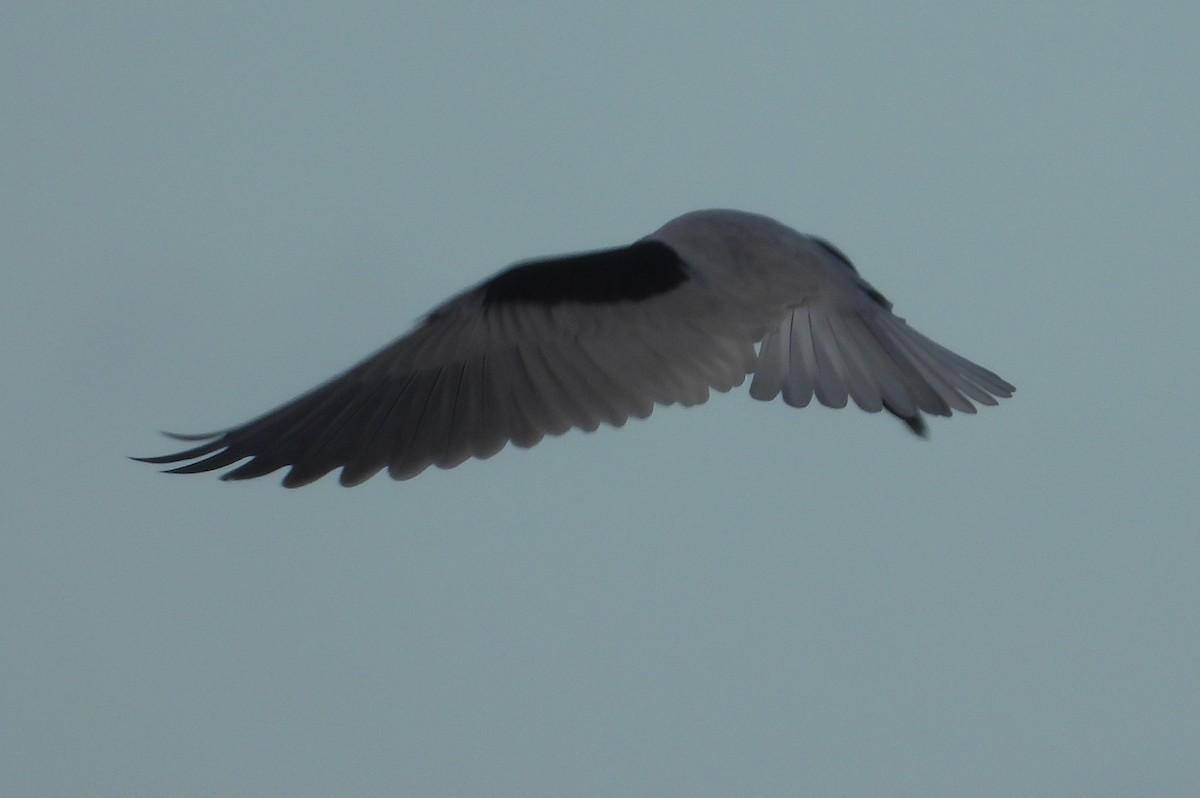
[137, 241, 758, 486]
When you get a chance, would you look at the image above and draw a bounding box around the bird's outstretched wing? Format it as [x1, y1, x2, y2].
[136, 241, 759, 487]
[744, 234, 1014, 436]
[748, 284, 1014, 436]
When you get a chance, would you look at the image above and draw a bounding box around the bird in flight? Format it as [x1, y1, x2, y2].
[138, 209, 1013, 487]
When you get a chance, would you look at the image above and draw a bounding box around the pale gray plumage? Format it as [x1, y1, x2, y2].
[137, 209, 1014, 487]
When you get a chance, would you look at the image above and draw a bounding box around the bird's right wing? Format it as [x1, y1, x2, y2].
[748, 290, 1014, 435]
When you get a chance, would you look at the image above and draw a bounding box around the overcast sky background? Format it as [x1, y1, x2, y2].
[4, 2, 1199, 796]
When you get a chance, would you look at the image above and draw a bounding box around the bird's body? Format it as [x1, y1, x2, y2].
[138, 210, 1013, 487]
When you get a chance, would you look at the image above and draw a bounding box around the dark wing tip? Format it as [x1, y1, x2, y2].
[133, 430, 281, 481]
[131, 432, 227, 465]
[163, 429, 229, 442]
[884, 403, 929, 438]
[900, 414, 929, 438]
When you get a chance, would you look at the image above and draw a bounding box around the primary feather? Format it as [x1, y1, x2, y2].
[137, 209, 1013, 486]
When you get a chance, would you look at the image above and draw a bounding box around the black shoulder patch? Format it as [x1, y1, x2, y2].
[812, 237, 858, 272]
[481, 239, 689, 308]
[812, 237, 892, 310]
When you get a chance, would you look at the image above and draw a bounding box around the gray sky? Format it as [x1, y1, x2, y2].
[4, 2, 1199, 796]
